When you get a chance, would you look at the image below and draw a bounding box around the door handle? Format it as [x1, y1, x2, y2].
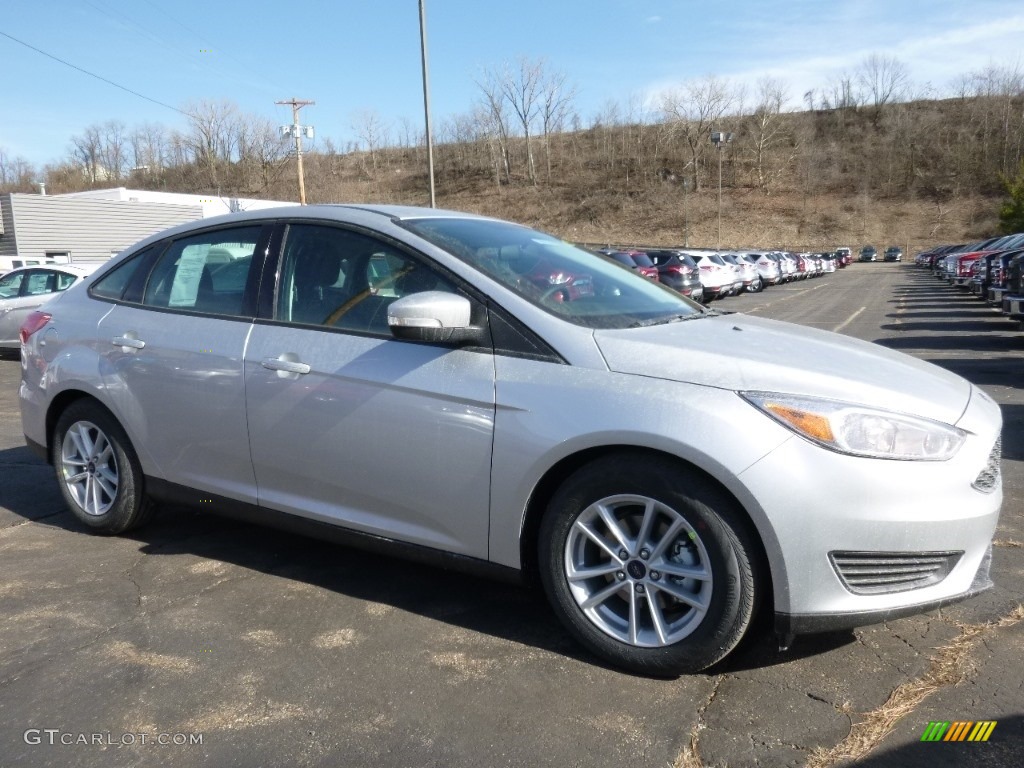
[112, 336, 145, 349]
[261, 358, 310, 375]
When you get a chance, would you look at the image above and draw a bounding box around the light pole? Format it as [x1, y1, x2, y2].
[682, 177, 690, 247]
[710, 131, 733, 249]
[419, 0, 437, 208]
[679, 159, 694, 247]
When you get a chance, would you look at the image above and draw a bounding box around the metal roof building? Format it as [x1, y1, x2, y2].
[0, 189, 296, 267]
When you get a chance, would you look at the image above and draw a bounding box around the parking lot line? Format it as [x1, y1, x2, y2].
[832, 306, 866, 333]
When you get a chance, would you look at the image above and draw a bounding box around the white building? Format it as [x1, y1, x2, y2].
[0, 188, 296, 267]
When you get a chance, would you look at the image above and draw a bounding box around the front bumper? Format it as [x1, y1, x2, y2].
[736, 385, 1002, 627]
[1004, 294, 1024, 320]
[776, 544, 993, 634]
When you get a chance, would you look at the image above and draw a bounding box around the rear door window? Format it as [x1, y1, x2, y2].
[143, 227, 262, 316]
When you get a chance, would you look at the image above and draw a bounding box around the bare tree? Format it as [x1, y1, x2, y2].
[538, 67, 576, 182]
[661, 75, 735, 191]
[97, 120, 128, 181]
[184, 99, 243, 187]
[497, 57, 545, 184]
[0, 148, 35, 192]
[475, 74, 513, 185]
[857, 54, 910, 124]
[70, 124, 104, 183]
[130, 122, 168, 173]
[351, 109, 389, 172]
[747, 77, 793, 194]
[238, 115, 288, 191]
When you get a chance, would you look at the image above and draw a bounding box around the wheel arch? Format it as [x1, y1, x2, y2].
[518, 445, 775, 619]
[45, 389, 96, 458]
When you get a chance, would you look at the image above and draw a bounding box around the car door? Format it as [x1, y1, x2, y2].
[95, 224, 270, 503]
[243, 222, 496, 558]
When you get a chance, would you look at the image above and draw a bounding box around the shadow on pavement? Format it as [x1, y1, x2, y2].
[851, 713, 1024, 767]
[0, 445, 854, 677]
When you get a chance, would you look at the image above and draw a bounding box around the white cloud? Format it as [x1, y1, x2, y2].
[643, 12, 1024, 111]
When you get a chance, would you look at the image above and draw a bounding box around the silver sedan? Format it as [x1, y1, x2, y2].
[19, 206, 1002, 675]
[0, 263, 98, 349]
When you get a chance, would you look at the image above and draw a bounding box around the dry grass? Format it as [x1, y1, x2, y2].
[805, 604, 1024, 768]
[993, 539, 1023, 548]
[671, 730, 707, 768]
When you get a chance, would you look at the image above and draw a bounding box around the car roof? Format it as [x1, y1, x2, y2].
[2, 263, 100, 276]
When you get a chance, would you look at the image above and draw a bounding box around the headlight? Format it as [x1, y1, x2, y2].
[741, 392, 966, 461]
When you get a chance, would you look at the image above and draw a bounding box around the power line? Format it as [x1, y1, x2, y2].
[0, 29, 189, 117]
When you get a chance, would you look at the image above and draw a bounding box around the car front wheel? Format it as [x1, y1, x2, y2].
[53, 400, 155, 534]
[538, 455, 758, 676]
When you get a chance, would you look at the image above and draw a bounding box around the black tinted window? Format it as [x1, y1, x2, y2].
[92, 250, 150, 301]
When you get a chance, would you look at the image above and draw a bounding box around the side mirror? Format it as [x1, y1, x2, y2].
[387, 291, 485, 345]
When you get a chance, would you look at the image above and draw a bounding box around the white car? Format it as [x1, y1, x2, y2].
[0, 263, 99, 350]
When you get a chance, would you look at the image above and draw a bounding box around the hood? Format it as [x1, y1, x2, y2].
[594, 313, 971, 425]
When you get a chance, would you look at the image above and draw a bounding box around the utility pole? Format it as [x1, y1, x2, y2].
[277, 98, 315, 204]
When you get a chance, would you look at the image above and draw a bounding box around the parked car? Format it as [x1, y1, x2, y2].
[742, 252, 784, 286]
[599, 250, 660, 282]
[859, 246, 877, 262]
[987, 249, 1024, 307]
[691, 253, 741, 300]
[1002, 251, 1024, 324]
[0, 263, 99, 351]
[721, 253, 760, 292]
[884, 246, 903, 262]
[19, 205, 1003, 677]
[834, 247, 852, 267]
[643, 250, 704, 302]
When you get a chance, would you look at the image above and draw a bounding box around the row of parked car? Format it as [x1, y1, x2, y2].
[914, 232, 1024, 327]
[592, 247, 845, 303]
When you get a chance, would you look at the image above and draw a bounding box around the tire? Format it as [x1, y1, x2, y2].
[538, 455, 757, 676]
[748, 277, 763, 293]
[52, 400, 156, 534]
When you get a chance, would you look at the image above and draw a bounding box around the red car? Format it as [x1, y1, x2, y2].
[523, 261, 594, 302]
[602, 250, 660, 281]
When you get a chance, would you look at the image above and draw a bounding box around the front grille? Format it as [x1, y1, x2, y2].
[830, 551, 962, 595]
[972, 437, 1002, 493]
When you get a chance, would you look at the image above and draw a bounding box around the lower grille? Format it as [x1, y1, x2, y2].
[830, 551, 963, 595]
[972, 437, 1002, 493]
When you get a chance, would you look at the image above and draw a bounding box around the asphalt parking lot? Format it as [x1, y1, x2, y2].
[1, 262, 1021, 768]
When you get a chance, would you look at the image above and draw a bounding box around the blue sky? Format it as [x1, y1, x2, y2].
[2, 0, 1023, 167]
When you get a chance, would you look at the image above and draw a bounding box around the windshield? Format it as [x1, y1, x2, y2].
[401, 217, 702, 329]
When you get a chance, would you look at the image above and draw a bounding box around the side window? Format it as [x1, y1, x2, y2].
[56, 272, 78, 291]
[23, 271, 57, 296]
[92, 249, 151, 301]
[0, 271, 24, 299]
[277, 224, 457, 334]
[143, 226, 262, 316]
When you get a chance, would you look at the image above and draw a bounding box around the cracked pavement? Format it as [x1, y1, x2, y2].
[0, 263, 1022, 767]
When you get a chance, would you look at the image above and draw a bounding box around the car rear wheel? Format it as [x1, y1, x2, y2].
[538, 455, 757, 676]
[53, 400, 155, 534]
